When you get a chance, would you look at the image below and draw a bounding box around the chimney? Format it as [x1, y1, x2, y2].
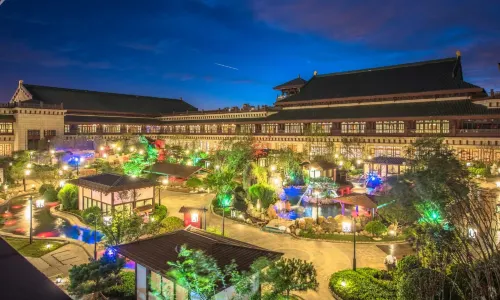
[491, 89, 495, 97]
[313, 70, 318, 76]
[456, 50, 461, 58]
[18, 80, 23, 87]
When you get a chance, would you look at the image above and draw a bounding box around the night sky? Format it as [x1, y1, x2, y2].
[0, 0, 498, 109]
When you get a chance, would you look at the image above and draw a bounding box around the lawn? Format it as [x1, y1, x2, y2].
[298, 231, 406, 242]
[3, 237, 65, 257]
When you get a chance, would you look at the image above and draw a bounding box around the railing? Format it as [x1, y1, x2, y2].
[0, 102, 63, 109]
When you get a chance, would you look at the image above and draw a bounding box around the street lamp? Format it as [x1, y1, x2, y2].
[23, 169, 31, 192]
[89, 213, 99, 260]
[158, 178, 168, 206]
[270, 165, 276, 172]
[314, 190, 320, 225]
[29, 195, 33, 244]
[352, 217, 357, 271]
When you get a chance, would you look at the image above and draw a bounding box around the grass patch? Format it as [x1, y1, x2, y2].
[298, 230, 406, 242]
[3, 237, 65, 257]
[330, 268, 396, 300]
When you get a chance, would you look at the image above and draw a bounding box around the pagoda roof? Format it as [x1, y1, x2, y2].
[69, 173, 157, 193]
[273, 76, 307, 90]
[17, 83, 198, 115]
[278, 57, 485, 104]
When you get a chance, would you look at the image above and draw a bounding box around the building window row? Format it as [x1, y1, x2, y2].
[341, 122, 366, 134]
[262, 124, 278, 134]
[285, 123, 303, 134]
[240, 124, 256, 134]
[416, 120, 449, 134]
[0, 123, 13, 134]
[311, 122, 332, 134]
[376, 121, 404, 134]
[103, 124, 121, 133]
[78, 125, 97, 133]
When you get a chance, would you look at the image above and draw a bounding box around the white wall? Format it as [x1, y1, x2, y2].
[136, 264, 148, 300]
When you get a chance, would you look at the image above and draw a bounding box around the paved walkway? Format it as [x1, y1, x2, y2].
[162, 190, 413, 300]
[27, 243, 90, 280]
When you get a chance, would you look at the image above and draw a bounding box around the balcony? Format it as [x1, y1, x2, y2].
[456, 129, 500, 137]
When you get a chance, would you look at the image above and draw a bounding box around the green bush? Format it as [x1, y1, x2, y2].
[151, 204, 168, 222]
[159, 216, 184, 233]
[396, 268, 454, 300]
[43, 188, 58, 202]
[330, 268, 396, 300]
[365, 220, 388, 237]
[39, 183, 55, 196]
[395, 255, 420, 280]
[248, 183, 276, 208]
[57, 184, 79, 211]
[186, 177, 203, 189]
[104, 271, 135, 300]
[82, 206, 102, 225]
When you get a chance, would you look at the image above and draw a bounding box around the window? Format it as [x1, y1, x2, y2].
[416, 120, 449, 134]
[163, 125, 174, 133]
[221, 124, 236, 134]
[126, 125, 142, 133]
[311, 123, 332, 134]
[204, 124, 218, 134]
[103, 124, 121, 133]
[175, 125, 186, 133]
[191, 213, 199, 222]
[0, 123, 13, 134]
[0, 144, 12, 157]
[285, 123, 303, 134]
[64, 125, 70, 133]
[240, 124, 255, 134]
[376, 121, 404, 134]
[146, 126, 161, 133]
[262, 124, 278, 134]
[189, 125, 201, 133]
[78, 125, 97, 133]
[27, 129, 41, 137]
[341, 122, 365, 134]
[374, 146, 402, 157]
[44, 130, 56, 137]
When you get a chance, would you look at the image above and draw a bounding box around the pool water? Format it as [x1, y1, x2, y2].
[1, 195, 103, 244]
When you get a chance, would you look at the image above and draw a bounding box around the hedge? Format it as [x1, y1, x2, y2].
[329, 268, 396, 300]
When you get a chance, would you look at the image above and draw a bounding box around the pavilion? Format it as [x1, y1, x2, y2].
[116, 226, 282, 300]
[69, 173, 158, 215]
[147, 162, 206, 183]
[364, 156, 409, 178]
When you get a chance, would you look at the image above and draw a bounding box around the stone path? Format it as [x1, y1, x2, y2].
[162, 191, 414, 299]
[26, 243, 90, 280]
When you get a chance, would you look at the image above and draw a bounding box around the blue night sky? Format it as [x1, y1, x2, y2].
[0, 0, 498, 109]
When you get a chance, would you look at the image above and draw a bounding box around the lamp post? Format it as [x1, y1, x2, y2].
[91, 213, 99, 260]
[314, 190, 320, 225]
[29, 195, 33, 244]
[23, 169, 31, 192]
[352, 217, 357, 270]
[159, 178, 168, 206]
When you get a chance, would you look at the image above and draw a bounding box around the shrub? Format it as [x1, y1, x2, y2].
[396, 268, 454, 300]
[57, 184, 78, 211]
[104, 271, 135, 300]
[395, 255, 421, 280]
[39, 183, 55, 196]
[43, 188, 58, 202]
[82, 206, 102, 225]
[159, 216, 184, 233]
[151, 204, 168, 222]
[365, 220, 388, 237]
[329, 268, 396, 300]
[248, 183, 276, 209]
[186, 177, 203, 189]
[233, 186, 248, 212]
[206, 225, 223, 236]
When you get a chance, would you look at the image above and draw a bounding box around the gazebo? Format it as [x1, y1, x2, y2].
[364, 156, 409, 178]
[69, 173, 158, 215]
[147, 162, 206, 182]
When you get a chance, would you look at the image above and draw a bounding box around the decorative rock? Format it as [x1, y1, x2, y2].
[295, 228, 301, 235]
[285, 227, 291, 233]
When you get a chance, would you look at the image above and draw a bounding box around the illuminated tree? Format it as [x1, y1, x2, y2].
[261, 258, 319, 298]
[57, 183, 78, 210]
[98, 211, 144, 246]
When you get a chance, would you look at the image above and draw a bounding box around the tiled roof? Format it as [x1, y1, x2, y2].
[22, 84, 198, 115]
[267, 100, 500, 121]
[69, 173, 157, 192]
[279, 57, 484, 103]
[273, 76, 307, 90]
[0, 238, 71, 300]
[334, 193, 377, 209]
[65, 114, 162, 125]
[116, 227, 283, 289]
[148, 162, 204, 178]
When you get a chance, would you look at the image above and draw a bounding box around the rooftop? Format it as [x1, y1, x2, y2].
[116, 227, 283, 288]
[148, 162, 204, 178]
[278, 56, 485, 104]
[0, 238, 71, 300]
[69, 173, 157, 192]
[273, 76, 307, 90]
[18, 83, 198, 116]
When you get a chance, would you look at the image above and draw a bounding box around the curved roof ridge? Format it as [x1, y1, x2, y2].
[316, 57, 457, 78]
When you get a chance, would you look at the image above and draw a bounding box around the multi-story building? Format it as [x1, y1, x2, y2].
[3, 53, 500, 163]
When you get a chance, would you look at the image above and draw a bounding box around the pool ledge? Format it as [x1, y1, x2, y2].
[49, 206, 90, 230]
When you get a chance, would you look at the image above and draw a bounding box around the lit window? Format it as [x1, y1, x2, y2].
[191, 213, 199, 222]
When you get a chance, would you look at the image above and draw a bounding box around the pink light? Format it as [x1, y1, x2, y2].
[14, 228, 26, 234]
[11, 205, 23, 209]
[46, 202, 59, 207]
[2, 212, 12, 218]
[4, 219, 17, 226]
[36, 232, 57, 238]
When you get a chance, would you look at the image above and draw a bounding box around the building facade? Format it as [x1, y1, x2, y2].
[3, 54, 500, 162]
